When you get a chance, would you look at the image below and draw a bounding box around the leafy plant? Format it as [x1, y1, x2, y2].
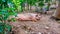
[0, 0, 17, 34]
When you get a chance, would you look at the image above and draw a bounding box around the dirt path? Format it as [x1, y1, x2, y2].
[10, 14, 60, 34]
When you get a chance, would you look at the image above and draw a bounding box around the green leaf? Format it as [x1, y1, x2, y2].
[11, 18, 16, 22]
[39, 2, 44, 7]
[0, 22, 4, 33]
[5, 24, 12, 31]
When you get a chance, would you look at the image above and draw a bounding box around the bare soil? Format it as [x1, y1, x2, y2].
[10, 14, 60, 34]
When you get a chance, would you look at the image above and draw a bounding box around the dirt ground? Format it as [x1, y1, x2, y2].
[10, 14, 60, 34]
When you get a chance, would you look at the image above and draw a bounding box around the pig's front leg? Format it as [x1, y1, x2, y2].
[31, 18, 38, 22]
[29, 16, 37, 22]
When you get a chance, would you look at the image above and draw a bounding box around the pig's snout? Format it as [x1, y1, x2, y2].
[35, 15, 41, 20]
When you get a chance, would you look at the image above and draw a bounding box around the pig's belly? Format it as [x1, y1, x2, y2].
[18, 16, 32, 21]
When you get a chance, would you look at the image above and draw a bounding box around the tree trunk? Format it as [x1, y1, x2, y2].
[53, 1, 60, 19]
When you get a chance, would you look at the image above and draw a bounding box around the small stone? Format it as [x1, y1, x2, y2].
[47, 32, 50, 34]
[45, 26, 49, 30]
[38, 32, 41, 34]
[25, 31, 28, 33]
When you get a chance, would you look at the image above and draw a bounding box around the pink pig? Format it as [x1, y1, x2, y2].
[16, 13, 41, 21]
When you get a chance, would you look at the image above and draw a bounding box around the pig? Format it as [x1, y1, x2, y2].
[16, 13, 41, 22]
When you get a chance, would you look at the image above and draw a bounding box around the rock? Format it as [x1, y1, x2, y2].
[38, 32, 42, 34]
[45, 26, 49, 30]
